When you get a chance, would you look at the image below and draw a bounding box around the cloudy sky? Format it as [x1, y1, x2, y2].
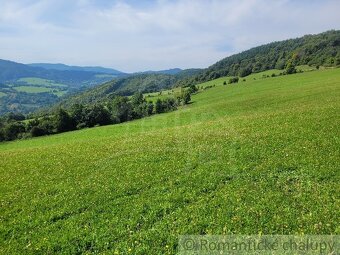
[0, 0, 339, 72]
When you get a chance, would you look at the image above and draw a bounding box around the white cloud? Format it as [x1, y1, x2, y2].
[0, 0, 339, 72]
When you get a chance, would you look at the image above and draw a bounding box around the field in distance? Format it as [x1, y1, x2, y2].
[0, 68, 339, 254]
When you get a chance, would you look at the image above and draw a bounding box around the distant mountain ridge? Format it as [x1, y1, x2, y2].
[0, 59, 97, 84]
[139, 68, 183, 75]
[28, 63, 126, 75]
[28, 63, 185, 76]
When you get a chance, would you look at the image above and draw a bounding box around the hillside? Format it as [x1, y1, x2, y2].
[177, 30, 340, 87]
[53, 69, 201, 108]
[1, 68, 339, 254]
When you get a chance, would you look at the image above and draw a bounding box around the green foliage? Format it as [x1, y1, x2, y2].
[0, 90, 183, 142]
[111, 96, 133, 123]
[2, 121, 25, 140]
[0, 129, 4, 142]
[6, 112, 26, 122]
[187, 84, 198, 94]
[55, 109, 75, 133]
[85, 104, 112, 127]
[155, 98, 164, 114]
[285, 61, 297, 74]
[181, 90, 191, 105]
[239, 66, 252, 77]
[30, 126, 46, 137]
[0, 91, 59, 115]
[228, 77, 239, 84]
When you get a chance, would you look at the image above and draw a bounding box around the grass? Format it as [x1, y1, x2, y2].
[1, 69, 339, 254]
[143, 87, 182, 102]
[18, 77, 67, 87]
[0, 92, 6, 98]
[52, 90, 67, 97]
[14, 86, 55, 93]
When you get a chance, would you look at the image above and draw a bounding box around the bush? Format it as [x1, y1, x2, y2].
[181, 90, 191, 105]
[285, 62, 296, 74]
[239, 67, 252, 77]
[163, 98, 178, 111]
[0, 129, 4, 142]
[55, 108, 75, 133]
[3, 122, 26, 141]
[188, 84, 198, 94]
[30, 126, 46, 137]
[155, 99, 164, 114]
[111, 96, 133, 123]
[228, 77, 239, 84]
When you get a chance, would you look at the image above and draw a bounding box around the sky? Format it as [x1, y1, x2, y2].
[0, 0, 339, 73]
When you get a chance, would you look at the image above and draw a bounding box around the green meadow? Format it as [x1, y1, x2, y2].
[17, 78, 68, 87]
[1, 69, 339, 254]
[0, 92, 6, 98]
[14, 86, 55, 93]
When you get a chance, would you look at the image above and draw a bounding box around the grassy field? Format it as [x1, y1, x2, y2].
[0, 92, 6, 98]
[14, 86, 55, 93]
[1, 69, 339, 254]
[17, 77, 67, 87]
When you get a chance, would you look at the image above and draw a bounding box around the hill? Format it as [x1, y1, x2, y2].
[177, 30, 340, 87]
[1, 68, 339, 253]
[0, 59, 125, 115]
[0, 59, 99, 84]
[53, 69, 201, 108]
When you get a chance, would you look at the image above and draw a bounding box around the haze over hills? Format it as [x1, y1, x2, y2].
[28, 63, 186, 76]
[28, 63, 126, 76]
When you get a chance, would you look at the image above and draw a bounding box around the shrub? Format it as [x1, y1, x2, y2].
[181, 90, 191, 105]
[55, 109, 75, 133]
[188, 84, 198, 94]
[155, 99, 164, 114]
[228, 77, 239, 84]
[285, 62, 296, 74]
[239, 67, 252, 77]
[3, 122, 26, 141]
[30, 126, 46, 137]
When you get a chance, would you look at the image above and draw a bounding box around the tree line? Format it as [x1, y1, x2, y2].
[0, 88, 194, 142]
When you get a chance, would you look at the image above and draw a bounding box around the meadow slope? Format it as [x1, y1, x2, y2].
[1, 69, 339, 254]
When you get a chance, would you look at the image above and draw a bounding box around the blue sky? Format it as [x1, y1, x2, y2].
[0, 0, 339, 72]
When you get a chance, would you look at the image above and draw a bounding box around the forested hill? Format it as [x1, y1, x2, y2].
[54, 69, 200, 108]
[177, 30, 340, 87]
